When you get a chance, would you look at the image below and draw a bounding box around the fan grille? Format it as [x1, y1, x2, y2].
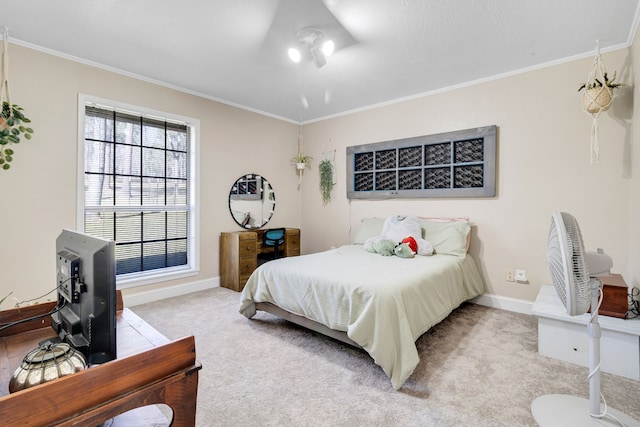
[548, 212, 591, 316]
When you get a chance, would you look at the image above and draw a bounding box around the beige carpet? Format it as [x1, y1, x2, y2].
[130, 287, 640, 427]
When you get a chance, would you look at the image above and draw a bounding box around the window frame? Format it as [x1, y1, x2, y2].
[77, 94, 200, 289]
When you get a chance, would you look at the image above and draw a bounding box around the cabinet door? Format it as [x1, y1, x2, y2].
[238, 233, 257, 258]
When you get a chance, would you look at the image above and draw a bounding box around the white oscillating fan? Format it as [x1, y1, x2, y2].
[531, 212, 639, 427]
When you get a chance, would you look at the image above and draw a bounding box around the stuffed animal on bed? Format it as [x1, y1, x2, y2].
[367, 239, 396, 256]
[401, 236, 418, 254]
[364, 215, 434, 256]
[394, 242, 414, 258]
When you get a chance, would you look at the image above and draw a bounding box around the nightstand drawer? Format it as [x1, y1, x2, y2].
[238, 239, 256, 257]
[239, 258, 256, 276]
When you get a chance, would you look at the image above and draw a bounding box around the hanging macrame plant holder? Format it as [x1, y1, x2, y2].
[581, 43, 613, 164]
[294, 128, 309, 187]
[291, 127, 312, 189]
[0, 27, 34, 170]
[0, 27, 11, 139]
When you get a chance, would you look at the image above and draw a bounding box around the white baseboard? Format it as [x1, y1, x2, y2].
[471, 293, 533, 315]
[123, 276, 220, 307]
[122, 278, 534, 316]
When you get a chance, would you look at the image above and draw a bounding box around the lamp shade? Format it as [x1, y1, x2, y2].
[9, 341, 87, 393]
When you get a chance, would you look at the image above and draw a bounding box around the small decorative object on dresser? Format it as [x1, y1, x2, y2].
[220, 228, 300, 291]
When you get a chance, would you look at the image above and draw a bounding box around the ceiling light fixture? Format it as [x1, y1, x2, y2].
[288, 27, 334, 68]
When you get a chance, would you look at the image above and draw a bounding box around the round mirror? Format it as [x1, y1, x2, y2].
[228, 174, 276, 229]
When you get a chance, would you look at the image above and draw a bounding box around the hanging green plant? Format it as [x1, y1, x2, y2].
[578, 71, 621, 114]
[0, 102, 34, 170]
[319, 158, 334, 205]
[291, 153, 312, 169]
[1, 28, 35, 171]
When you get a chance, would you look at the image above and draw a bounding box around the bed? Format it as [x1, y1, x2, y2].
[239, 216, 485, 390]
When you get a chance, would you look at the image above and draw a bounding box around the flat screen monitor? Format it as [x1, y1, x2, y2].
[50, 229, 117, 364]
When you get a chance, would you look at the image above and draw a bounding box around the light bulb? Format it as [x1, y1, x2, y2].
[288, 47, 301, 63]
[310, 46, 326, 68]
[322, 40, 335, 57]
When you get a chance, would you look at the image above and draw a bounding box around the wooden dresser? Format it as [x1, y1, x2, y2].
[220, 228, 300, 291]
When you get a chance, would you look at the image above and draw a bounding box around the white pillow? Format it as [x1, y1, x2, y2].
[352, 217, 385, 244]
[420, 219, 471, 257]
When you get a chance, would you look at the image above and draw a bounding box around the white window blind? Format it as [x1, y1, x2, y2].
[82, 101, 196, 285]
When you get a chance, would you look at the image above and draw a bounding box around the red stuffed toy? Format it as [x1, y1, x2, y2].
[401, 236, 418, 254]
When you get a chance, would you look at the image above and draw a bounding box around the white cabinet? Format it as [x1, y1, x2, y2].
[531, 285, 640, 380]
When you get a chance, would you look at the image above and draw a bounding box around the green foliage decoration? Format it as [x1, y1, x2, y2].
[291, 153, 312, 167]
[578, 71, 621, 92]
[0, 101, 34, 170]
[319, 158, 334, 205]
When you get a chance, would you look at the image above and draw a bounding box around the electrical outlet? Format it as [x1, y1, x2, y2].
[506, 270, 514, 282]
[515, 269, 528, 283]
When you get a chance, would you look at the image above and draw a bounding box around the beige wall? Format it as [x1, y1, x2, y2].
[0, 40, 636, 308]
[299, 49, 634, 302]
[0, 43, 300, 306]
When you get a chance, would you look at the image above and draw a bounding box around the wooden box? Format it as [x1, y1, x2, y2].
[594, 274, 629, 319]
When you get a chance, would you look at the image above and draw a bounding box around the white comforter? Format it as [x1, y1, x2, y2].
[239, 245, 484, 389]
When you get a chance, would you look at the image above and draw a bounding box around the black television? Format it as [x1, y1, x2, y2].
[50, 229, 117, 364]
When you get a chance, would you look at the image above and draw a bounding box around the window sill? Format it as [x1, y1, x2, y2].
[117, 266, 199, 289]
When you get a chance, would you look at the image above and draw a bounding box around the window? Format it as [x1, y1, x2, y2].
[79, 95, 199, 288]
[347, 125, 496, 199]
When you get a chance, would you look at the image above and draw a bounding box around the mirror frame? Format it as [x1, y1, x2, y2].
[228, 174, 276, 229]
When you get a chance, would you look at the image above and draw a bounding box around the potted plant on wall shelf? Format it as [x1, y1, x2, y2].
[0, 102, 34, 170]
[578, 71, 621, 114]
[291, 153, 312, 170]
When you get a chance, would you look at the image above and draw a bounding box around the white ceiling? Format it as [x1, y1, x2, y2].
[2, 0, 639, 123]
